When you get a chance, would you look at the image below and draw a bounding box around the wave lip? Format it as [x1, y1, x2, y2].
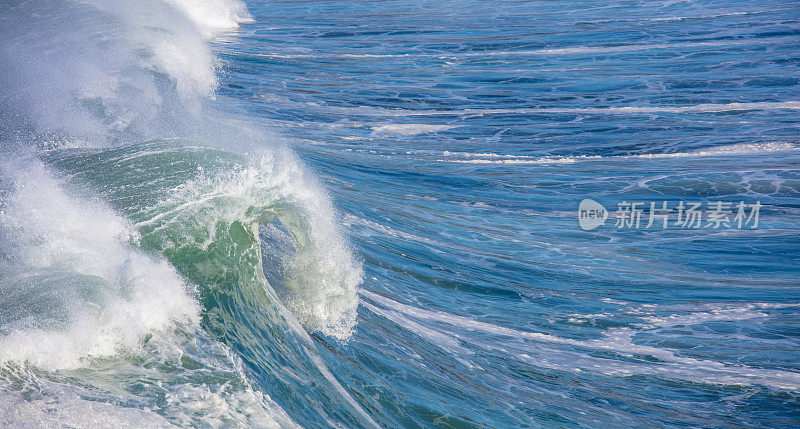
[159, 147, 362, 339]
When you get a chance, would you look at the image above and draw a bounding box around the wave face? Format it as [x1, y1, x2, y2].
[2, 0, 800, 427]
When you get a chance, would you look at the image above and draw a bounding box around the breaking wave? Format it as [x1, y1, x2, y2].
[0, 0, 365, 426]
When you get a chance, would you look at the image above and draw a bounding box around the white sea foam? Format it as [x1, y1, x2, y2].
[342, 214, 439, 246]
[165, 0, 252, 37]
[443, 155, 600, 165]
[247, 97, 800, 123]
[163, 384, 296, 428]
[578, 10, 766, 24]
[631, 142, 800, 158]
[0, 332, 299, 428]
[421, 101, 800, 117]
[0, 158, 199, 370]
[370, 123, 458, 136]
[437, 142, 800, 165]
[0, 386, 177, 428]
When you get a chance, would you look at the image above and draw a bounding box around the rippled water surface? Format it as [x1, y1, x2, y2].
[214, 0, 800, 426]
[1, 0, 799, 427]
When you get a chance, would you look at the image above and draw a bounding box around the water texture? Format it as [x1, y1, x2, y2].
[1, 0, 799, 427]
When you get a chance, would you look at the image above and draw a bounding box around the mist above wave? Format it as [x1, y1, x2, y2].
[0, 0, 249, 146]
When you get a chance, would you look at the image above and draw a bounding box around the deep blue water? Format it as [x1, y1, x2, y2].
[1, 0, 799, 427]
[215, 0, 800, 426]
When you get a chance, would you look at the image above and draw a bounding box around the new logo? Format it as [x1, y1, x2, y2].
[578, 199, 607, 231]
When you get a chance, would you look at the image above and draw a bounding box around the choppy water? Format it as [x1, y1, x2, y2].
[1, 0, 799, 427]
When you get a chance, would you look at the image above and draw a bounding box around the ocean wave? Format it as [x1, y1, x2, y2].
[0, 153, 301, 426]
[130, 142, 361, 339]
[39, 140, 372, 425]
[0, 1, 367, 426]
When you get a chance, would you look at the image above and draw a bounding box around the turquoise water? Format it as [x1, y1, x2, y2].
[1, 0, 799, 427]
